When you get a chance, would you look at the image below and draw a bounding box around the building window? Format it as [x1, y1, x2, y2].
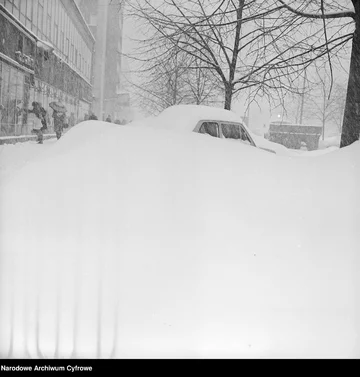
[60, 31, 64, 55]
[54, 23, 59, 47]
[0, 63, 25, 137]
[20, 0, 25, 13]
[47, 15, 51, 38]
[54, 0, 59, 27]
[24, 37, 34, 57]
[32, 0, 38, 32]
[38, 0, 44, 35]
[17, 35, 23, 53]
[19, 0, 26, 23]
[65, 38, 69, 60]
[89, 14, 97, 26]
[5, 0, 12, 12]
[12, 0, 20, 18]
[26, 0, 32, 18]
[65, 15, 69, 47]
[25, 0, 32, 28]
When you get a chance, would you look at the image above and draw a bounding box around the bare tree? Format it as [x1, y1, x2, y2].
[329, 82, 347, 133]
[182, 56, 223, 106]
[126, 0, 353, 129]
[276, 0, 359, 147]
[129, 43, 222, 115]
[297, 65, 348, 139]
[127, 0, 306, 110]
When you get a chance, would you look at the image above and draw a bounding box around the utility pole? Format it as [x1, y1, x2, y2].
[116, 2, 124, 95]
[299, 69, 307, 125]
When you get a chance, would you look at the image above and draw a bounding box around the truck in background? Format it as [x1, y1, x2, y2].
[265, 121, 323, 151]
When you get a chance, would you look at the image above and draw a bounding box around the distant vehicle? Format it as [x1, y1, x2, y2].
[150, 105, 278, 154]
[267, 121, 322, 151]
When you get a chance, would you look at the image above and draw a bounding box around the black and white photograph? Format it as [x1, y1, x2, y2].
[0, 0, 359, 360]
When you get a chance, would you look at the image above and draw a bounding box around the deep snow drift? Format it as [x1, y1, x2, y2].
[0, 120, 359, 358]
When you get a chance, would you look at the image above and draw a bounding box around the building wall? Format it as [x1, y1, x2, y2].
[76, 0, 132, 123]
[104, 0, 122, 100]
[1, 0, 93, 82]
[0, 0, 95, 136]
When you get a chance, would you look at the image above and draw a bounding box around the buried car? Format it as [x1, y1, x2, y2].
[148, 105, 282, 154]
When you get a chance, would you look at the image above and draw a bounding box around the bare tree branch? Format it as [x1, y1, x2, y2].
[277, 0, 355, 20]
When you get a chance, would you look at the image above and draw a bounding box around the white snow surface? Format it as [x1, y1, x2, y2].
[319, 135, 341, 149]
[0, 119, 359, 359]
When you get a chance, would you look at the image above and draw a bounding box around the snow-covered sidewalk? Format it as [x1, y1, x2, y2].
[0, 133, 57, 145]
[0, 138, 57, 182]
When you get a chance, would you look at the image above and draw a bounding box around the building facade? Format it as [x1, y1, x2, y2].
[76, 0, 132, 123]
[0, 0, 95, 136]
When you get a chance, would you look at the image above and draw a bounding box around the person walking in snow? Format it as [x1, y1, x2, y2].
[89, 112, 98, 120]
[53, 109, 66, 140]
[69, 112, 75, 128]
[28, 101, 47, 144]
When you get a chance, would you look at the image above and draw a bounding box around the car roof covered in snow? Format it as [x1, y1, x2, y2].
[149, 105, 244, 133]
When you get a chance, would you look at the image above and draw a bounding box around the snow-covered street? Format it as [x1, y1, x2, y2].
[0, 119, 359, 358]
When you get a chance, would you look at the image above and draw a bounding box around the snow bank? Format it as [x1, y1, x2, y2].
[319, 135, 341, 149]
[0, 121, 359, 359]
[250, 134, 291, 156]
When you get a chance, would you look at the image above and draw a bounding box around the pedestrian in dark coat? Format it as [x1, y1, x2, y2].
[53, 110, 66, 140]
[28, 101, 47, 144]
[69, 112, 75, 128]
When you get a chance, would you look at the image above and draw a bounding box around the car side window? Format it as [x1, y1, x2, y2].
[199, 122, 219, 138]
[221, 123, 241, 139]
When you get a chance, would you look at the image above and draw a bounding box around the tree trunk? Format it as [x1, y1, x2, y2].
[224, 0, 245, 112]
[340, 6, 360, 147]
[224, 84, 233, 110]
